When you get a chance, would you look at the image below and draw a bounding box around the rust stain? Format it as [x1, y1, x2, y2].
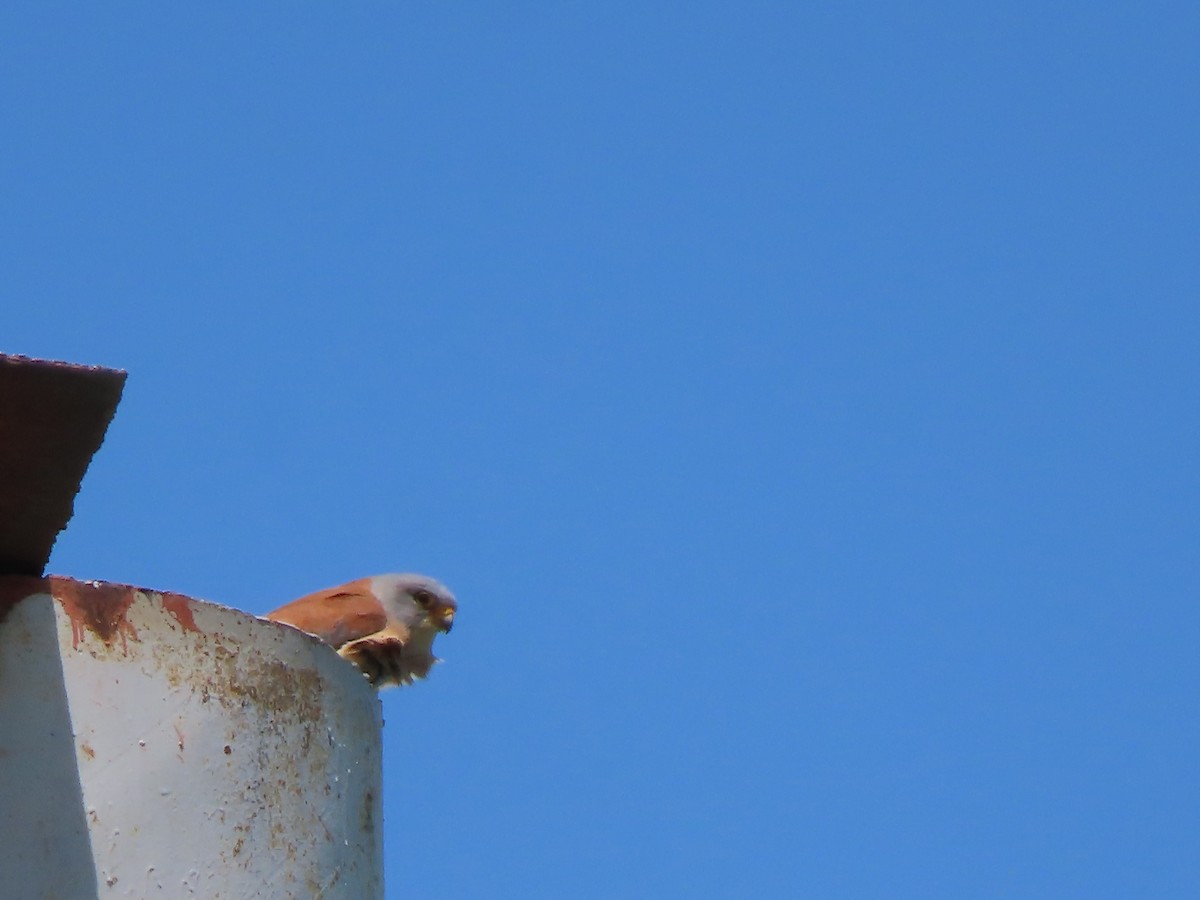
[160, 592, 202, 633]
[1, 576, 211, 651]
[81, 741, 96, 759]
[48, 577, 139, 651]
[198, 646, 324, 723]
[361, 789, 375, 835]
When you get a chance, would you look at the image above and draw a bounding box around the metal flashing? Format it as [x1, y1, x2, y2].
[0, 353, 126, 575]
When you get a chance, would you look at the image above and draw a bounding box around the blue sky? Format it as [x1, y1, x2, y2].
[4, 3, 1199, 896]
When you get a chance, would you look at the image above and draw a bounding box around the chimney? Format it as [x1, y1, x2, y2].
[0, 353, 383, 897]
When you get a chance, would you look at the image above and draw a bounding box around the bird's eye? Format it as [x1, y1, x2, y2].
[413, 590, 434, 607]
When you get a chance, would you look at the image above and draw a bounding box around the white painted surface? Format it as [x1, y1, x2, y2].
[0, 578, 383, 899]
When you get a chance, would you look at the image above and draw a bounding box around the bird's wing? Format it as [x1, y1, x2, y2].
[265, 582, 390, 649]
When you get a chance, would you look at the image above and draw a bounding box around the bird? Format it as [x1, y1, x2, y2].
[265, 573, 456, 688]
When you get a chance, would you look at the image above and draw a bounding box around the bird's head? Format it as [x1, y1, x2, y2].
[373, 573, 457, 634]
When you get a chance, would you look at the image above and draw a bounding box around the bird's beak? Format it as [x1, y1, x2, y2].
[438, 608, 455, 633]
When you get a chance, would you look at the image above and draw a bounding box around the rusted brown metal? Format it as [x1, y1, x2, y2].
[0, 353, 126, 576]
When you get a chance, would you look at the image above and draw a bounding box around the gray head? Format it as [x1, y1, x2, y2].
[369, 572, 456, 633]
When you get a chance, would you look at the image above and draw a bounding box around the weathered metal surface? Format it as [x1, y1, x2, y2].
[0, 353, 126, 576]
[0, 576, 383, 898]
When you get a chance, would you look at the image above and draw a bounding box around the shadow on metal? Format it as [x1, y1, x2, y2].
[0, 588, 99, 896]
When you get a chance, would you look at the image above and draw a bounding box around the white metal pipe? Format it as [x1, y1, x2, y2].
[0, 576, 383, 899]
